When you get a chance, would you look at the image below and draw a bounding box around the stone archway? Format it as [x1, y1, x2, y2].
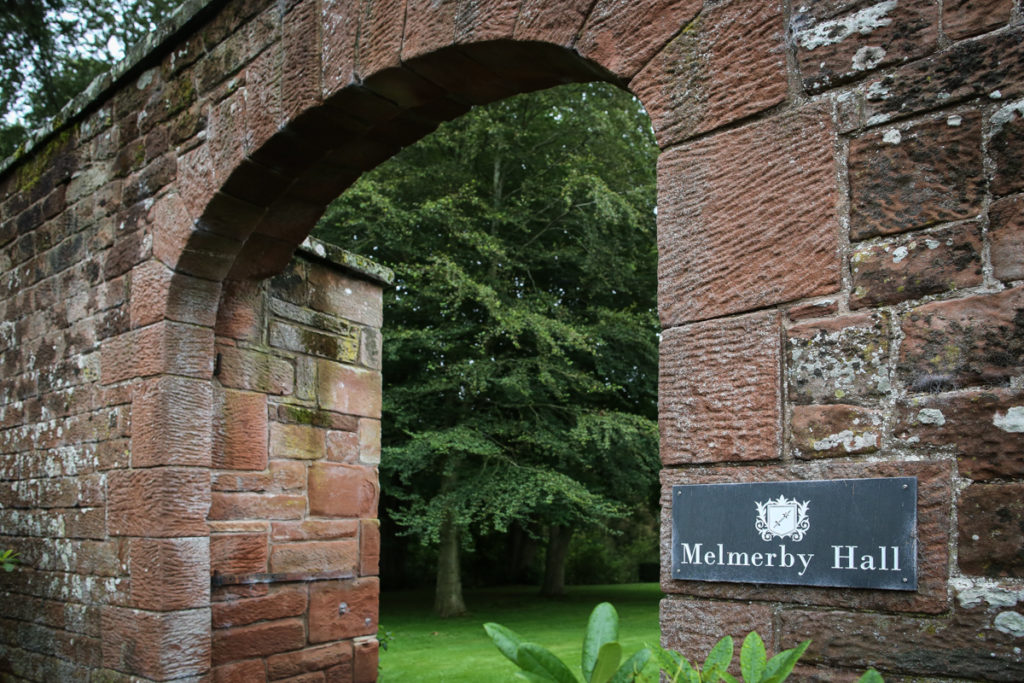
[1, 0, 1022, 680]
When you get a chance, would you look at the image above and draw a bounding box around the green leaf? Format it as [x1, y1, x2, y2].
[518, 673, 561, 683]
[518, 642, 581, 683]
[760, 640, 810, 683]
[652, 646, 698, 683]
[719, 673, 741, 683]
[739, 632, 767, 683]
[702, 636, 734, 681]
[855, 669, 885, 683]
[583, 603, 620, 681]
[590, 642, 623, 683]
[484, 622, 525, 666]
[609, 648, 652, 683]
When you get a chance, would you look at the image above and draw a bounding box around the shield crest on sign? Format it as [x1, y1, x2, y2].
[755, 495, 810, 542]
[767, 502, 798, 536]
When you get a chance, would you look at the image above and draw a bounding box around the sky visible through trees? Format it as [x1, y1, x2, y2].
[0, 0, 176, 156]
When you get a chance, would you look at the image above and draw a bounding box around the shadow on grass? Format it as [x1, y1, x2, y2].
[378, 583, 663, 682]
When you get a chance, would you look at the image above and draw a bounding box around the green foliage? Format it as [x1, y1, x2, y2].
[1, 548, 19, 572]
[487, 602, 888, 683]
[565, 511, 659, 585]
[484, 602, 651, 683]
[314, 82, 660, 605]
[652, 631, 884, 683]
[1, 0, 177, 157]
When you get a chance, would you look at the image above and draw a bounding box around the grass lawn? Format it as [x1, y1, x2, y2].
[378, 583, 663, 682]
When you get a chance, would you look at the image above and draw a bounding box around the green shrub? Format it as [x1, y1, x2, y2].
[1, 549, 18, 572]
[485, 602, 651, 682]
[485, 601, 886, 683]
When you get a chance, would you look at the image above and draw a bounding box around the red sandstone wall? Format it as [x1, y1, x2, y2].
[208, 241, 386, 681]
[0, 0, 1020, 680]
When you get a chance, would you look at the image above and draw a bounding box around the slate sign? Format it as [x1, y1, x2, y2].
[671, 477, 917, 591]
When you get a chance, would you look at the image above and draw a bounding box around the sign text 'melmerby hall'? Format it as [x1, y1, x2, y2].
[670, 477, 917, 591]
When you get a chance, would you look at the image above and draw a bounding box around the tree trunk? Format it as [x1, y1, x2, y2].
[507, 522, 539, 584]
[540, 524, 573, 597]
[434, 510, 468, 617]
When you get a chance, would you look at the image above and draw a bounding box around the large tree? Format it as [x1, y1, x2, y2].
[314, 81, 660, 616]
[0, 0, 175, 157]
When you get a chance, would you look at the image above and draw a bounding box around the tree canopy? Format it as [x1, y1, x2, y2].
[0, 0, 175, 157]
[314, 82, 661, 615]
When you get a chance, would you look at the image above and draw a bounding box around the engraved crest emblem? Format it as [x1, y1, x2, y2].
[755, 496, 810, 542]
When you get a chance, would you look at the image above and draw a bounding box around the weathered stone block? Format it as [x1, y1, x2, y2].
[991, 100, 1024, 197]
[326, 428, 358, 463]
[277, 403, 359, 431]
[660, 311, 780, 464]
[850, 221, 983, 308]
[281, 0, 321, 123]
[358, 418, 380, 464]
[214, 389, 268, 471]
[631, 0, 787, 147]
[944, 0, 1015, 41]
[779, 607, 1024, 679]
[658, 107, 839, 324]
[790, 404, 882, 458]
[211, 618, 306, 665]
[269, 320, 359, 363]
[308, 462, 379, 518]
[317, 360, 381, 418]
[990, 195, 1024, 283]
[959, 483, 1024, 578]
[898, 286, 1024, 391]
[267, 641, 352, 680]
[215, 278, 264, 342]
[359, 519, 380, 577]
[108, 467, 210, 537]
[308, 577, 378, 643]
[660, 597, 774, 664]
[130, 259, 221, 328]
[307, 264, 383, 328]
[860, 28, 1024, 128]
[101, 321, 215, 384]
[101, 606, 211, 679]
[131, 375, 213, 467]
[128, 537, 210, 611]
[576, 0, 702, 80]
[208, 492, 307, 521]
[269, 539, 359, 575]
[211, 659, 267, 682]
[787, 314, 891, 405]
[895, 389, 1024, 481]
[216, 345, 294, 395]
[271, 519, 359, 542]
[848, 111, 984, 240]
[212, 584, 307, 630]
[513, 0, 590, 46]
[353, 636, 379, 683]
[792, 0, 938, 92]
[212, 460, 305, 493]
[270, 421, 326, 461]
[210, 533, 268, 577]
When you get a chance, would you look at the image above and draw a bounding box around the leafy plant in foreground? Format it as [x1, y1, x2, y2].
[485, 602, 887, 683]
[1, 549, 18, 572]
[485, 602, 651, 682]
[651, 630, 883, 683]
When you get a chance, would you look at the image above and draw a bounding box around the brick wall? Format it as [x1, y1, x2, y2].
[0, 0, 1021, 680]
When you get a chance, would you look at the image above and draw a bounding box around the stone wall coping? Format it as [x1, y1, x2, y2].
[0, 0, 227, 180]
[297, 237, 395, 286]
